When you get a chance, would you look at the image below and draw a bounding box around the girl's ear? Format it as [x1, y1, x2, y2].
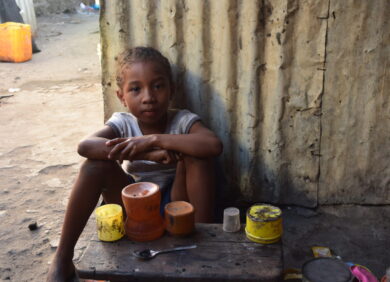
[116, 89, 126, 106]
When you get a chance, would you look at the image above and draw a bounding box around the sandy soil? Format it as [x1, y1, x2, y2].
[0, 13, 101, 281]
[0, 11, 389, 282]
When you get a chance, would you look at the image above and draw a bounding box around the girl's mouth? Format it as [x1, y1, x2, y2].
[142, 109, 158, 117]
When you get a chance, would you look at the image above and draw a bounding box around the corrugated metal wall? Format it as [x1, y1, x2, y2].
[319, 0, 390, 204]
[100, 0, 389, 207]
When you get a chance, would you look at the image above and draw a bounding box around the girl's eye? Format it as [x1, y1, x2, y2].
[154, 83, 165, 90]
[129, 86, 140, 92]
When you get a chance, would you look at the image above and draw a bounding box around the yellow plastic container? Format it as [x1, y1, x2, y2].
[95, 204, 125, 242]
[245, 204, 282, 244]
[0, 22, 32, 63]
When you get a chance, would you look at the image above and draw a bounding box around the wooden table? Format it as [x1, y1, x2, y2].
[76, 223, 283, 282]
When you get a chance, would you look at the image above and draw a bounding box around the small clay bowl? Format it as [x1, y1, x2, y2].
[164, 201, 195, 236]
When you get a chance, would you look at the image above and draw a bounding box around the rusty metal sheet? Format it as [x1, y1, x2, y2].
[319, 0, 390, 204]
[253, 0, 328, 206]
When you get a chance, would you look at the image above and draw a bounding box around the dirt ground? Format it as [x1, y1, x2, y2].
[0, 12, 389, 282]
[0, 12, 101, 281]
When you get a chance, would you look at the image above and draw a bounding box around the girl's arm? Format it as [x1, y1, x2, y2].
[77, 125, 117, 160]
[155, 121, 223, 158]
[78, 125, 180, 163]
[107, 121, 223, 161]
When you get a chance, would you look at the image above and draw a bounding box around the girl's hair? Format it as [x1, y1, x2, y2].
[116, 46, 173, 88]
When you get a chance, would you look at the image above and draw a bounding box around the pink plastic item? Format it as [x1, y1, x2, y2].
[350, 265, 378, 282]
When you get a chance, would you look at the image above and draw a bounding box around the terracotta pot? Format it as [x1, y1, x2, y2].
[121, 182, 164, 241]
[164, 201, 195, 236]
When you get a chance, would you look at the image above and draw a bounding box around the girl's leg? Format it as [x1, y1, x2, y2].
[171, 157, 215, 223]
[47, 159, 130, 282]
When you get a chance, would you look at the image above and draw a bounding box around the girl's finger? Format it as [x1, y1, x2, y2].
[119, 144, 134, 163]
[106, 138, 127, 146]
[175, 152, 182, 161]
[164, 151, 177, 164]
[167, 151, 175, 163]
[106, 138, 118, 146]
[108, 141, 128, 159]
[167, 151, 178, 163]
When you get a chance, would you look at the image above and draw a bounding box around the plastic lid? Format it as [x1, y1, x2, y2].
[95, 204, 122, 218]
[248, 204, 282, 221]
[165, 201, 194, 216]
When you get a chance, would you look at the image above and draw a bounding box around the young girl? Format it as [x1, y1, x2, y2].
[47, 46, 223, 281]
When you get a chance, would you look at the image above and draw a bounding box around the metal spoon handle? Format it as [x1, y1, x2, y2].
[156, 244, 197, 255]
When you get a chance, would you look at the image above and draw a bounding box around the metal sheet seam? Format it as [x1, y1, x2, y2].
[317, 0, 331, 206]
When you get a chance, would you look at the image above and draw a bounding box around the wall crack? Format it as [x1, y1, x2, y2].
[317, 0, 331, 207]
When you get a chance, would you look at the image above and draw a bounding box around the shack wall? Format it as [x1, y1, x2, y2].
[100, 0, 389, 207]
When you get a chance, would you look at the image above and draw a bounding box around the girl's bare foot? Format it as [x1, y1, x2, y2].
[46, 256, 77, 282]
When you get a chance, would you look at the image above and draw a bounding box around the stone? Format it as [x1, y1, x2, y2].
[28, 222, 38, 231]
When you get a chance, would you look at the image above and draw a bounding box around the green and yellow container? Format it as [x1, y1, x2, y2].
[245, 204, 282, 244]
[95, 204, 125, 242]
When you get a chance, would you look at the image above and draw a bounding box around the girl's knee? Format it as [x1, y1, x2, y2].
[182, 155, 214, 168]
[80, 159, 119, 176]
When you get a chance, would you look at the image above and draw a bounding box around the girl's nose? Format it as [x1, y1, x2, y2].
[142, 88, 156, 103]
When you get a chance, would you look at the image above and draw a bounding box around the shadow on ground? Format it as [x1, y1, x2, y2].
[282, 205, 390, 279]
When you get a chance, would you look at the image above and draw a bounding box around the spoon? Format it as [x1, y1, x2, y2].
[133, 244, 197, 260]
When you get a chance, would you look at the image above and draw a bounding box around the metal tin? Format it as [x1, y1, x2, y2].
[302, 258, 354, 282]
[95, 204, 125, 242]
[245, 204, 282, 244]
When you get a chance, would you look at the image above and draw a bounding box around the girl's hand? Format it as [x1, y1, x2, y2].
[106, 137, 180, 164]
[144, 150, 181, 164]
[106, 136, 156, 162]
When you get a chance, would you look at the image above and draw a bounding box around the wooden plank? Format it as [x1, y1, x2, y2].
[77, 224, 283, 282]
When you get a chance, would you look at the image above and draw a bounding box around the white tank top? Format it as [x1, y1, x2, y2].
[106, 109, 200, 191]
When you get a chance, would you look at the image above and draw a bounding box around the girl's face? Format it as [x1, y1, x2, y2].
[117, 61, 172, 131]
